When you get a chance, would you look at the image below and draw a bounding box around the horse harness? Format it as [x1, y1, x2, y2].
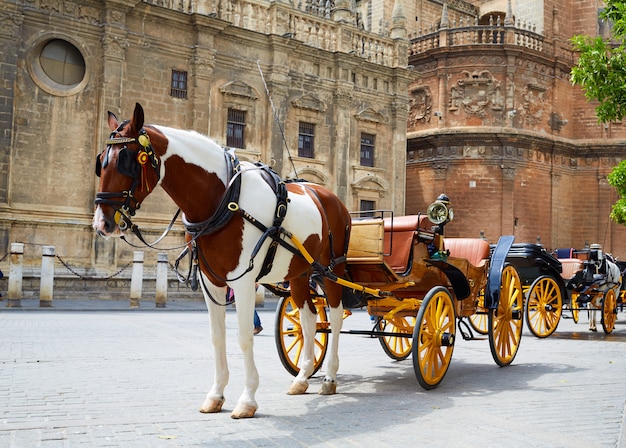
[94, 122, 162, 239]
[95, 125, 347, 305]
[176, 153, 348, 305]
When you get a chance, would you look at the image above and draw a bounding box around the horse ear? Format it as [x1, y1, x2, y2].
[107, 111, 119, 131]
[132, 103, 145, 133]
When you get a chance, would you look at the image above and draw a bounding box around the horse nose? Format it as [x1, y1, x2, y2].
[93, 206, 116, 237]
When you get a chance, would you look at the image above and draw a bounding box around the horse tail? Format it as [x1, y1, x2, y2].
[300, 184, 351, 308]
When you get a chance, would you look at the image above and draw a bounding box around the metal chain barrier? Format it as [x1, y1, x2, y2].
[55, 254, 133, 280]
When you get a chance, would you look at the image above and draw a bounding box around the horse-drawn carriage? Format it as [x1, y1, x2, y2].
[271, 195, 525, 389]
[93, 103, 525, 418]
[496, 243, 622, 337]
[558, 245, 621, 334]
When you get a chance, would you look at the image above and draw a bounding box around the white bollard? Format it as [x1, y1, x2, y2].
[7, 243, 24, 308]
[155, 253, 168, 308]
[129, 251, 144, 308]
[39, 245, 55, 307]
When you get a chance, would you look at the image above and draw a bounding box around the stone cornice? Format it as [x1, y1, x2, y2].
[407, 127, 626, 154]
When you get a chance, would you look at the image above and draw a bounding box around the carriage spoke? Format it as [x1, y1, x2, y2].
[413, 287, 455, 390]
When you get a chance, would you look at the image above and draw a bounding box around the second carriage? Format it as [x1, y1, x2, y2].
[270, 195, 525, 390]
[500, 244, 622, 337]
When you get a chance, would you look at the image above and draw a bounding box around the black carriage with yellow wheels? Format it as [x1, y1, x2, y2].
[559, 245, 622, 334]
[502, 244, 570, 338]
[270, 195, 525, 390]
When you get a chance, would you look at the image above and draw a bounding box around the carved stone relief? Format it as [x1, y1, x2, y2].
[449, 70, 503, 117]
[520, 83, 547, 127]
[408, 86, 432, 127]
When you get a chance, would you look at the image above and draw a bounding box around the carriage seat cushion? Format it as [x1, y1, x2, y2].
[559, 258, 584, 280]
[382, 215, 432, 273]
[383, 214, 431, 233]
[444, 238, 490, 267]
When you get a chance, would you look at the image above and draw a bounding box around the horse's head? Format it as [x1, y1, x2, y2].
[93, 103, 161, 237]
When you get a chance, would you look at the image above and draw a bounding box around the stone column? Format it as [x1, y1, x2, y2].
[129, 251, 144, 308]
[0, 5, 22, 204]
[332, 85, 354, 205]
[190, 15, 217, 134]
[39, 246, 55, 308]
[7, 243, 23, 308]
[155, 253, 168, 308]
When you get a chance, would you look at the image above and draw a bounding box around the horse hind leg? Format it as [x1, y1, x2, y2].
[319, 281, 343, 395]
[287, 278, 316, 395]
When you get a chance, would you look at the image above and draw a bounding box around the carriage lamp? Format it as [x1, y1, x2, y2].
[427, 194, 454, 260]
[427, 194, 454, 225]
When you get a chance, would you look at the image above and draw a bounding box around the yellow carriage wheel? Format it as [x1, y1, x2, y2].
[469, 289, 489, 335]
[274, 293, 328, 377]
[570, 292, 580, 323]
[601, 289, 617, 334]
[412, 286, 456, 390]
[489, 264, 524, 367]
[525, 275, 563, 338]
[379, 316, 415, 361]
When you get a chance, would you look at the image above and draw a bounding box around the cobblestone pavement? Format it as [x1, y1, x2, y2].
[1, 300, 626, 447]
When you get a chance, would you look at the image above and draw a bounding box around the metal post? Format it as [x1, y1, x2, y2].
[39, 245, 55, 307]
[129, 251, 144, 308]
[155, 253, 168, 308]
[7, 243, 24, 308]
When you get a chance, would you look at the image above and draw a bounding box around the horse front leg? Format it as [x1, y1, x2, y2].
[319, 303, 343, 395]
[589, 295, 601, 331]
[199, 294, 229, 414]
[231, 288, 259, 419]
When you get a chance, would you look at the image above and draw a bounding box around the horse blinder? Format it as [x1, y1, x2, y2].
[117, 147, 140, 178]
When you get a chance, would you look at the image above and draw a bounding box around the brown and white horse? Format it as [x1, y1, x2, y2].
[93, 103, 351, 418]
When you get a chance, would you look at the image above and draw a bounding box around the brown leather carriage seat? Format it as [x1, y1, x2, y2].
[383, 215, 431, 273]
[444, 238, 490, 267]
[559, 258, 584, 280]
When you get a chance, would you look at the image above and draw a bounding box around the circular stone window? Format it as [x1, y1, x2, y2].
[29, 38, 88, 96]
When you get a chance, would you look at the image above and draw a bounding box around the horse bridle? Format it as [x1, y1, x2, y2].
[94, 121, 160, 232]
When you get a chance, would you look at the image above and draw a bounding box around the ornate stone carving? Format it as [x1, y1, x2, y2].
[520, 83, 547, 126]
[432, 162, 448, 180]
[219, 80, 259, 100]
[355, 107, 386, 124]
[408, 86, 432, 127]
[449, 70, 503, 117]
[501, 164, 516, 179]
[292, 93, 326, 112]
[102, 35, 129, 60]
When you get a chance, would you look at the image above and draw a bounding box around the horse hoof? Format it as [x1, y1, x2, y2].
[199, 397, 225, 414]
[319, 380, 337, 395]
[589, 327, 597, 332]
[287, 381, 309, 395]
[231, 404, 257, 419]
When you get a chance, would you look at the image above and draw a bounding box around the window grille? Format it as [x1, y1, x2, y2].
[227, 108, 246, 148]
[298, 122, 315, 158]
[360, 133, 375, 167]
[360, 200, 376, 218]
[170, 69, 188, 99]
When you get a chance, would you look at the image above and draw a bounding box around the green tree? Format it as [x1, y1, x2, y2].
[571, 0, 626, 224]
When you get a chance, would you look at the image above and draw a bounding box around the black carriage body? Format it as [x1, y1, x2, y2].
[500, 243, 568, 299]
